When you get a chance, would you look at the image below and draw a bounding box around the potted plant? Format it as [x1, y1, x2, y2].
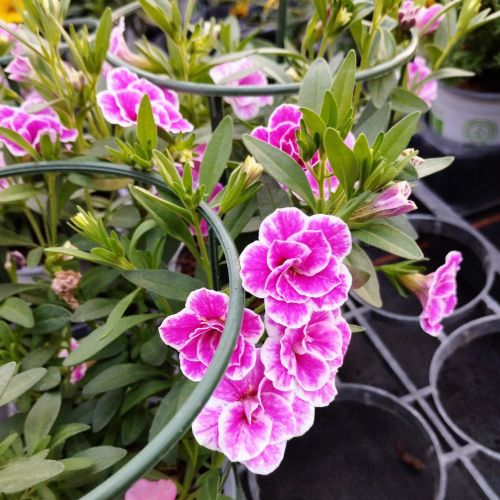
[0, 0, 482, 498]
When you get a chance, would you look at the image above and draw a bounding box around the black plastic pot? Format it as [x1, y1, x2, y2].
[244, 384, 445, 500]
[357, 215, 495, 333]
[430, 315, 500, 460]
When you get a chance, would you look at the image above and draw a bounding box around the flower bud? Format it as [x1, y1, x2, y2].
[51, 270, 82, 309]
[241, 156, 263, 187]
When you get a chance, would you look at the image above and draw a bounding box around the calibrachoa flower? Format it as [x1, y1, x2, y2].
[51, 270, 82, 310]
[351, 181, 417, 221]
[251, 104, 355, 198]
[240, 208, 352, 328]
[398, 1, 443, 33]
[262, 310, 351, 406]
[125, 478, 177, 500]
[192, 354, 312, 474]
[110, 18, 151, 68]
[97, 67, 193, 133]
[159, 288, 263, 381]
[5, 54, 34, 82]
[58, 338, 87, 384]
[400, 251, 463, 335]
[0, 95, 78, 157]
[407, 57, 437, 107]
[209, 58, 273, 120]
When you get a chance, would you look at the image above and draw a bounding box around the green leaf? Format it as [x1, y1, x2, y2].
[197, 469, 222, 500]
[24, 392, 61, 454]
[330, 50, 356, 125]
[120, 380, 169, 416]
[242, 135, 315, 208]
[324, 128, 359, 198]
[51, 423, 91, 450]
[301, 107, 327, 140]
[223, 197, 257, 239]
[0, 368, 46, 407]
[0, 457, 64, 494]
[390, 88, 428, 114]
[0, 184, 40, 204]
[71, 298, 118, 323]
[33, 367, 61, 391]
[99, 289, 141, 339]
[44, 246, 115, 268]
[92, 389, 124, 432]
[0, 283, 45, 302]
[140, 335, 168, 366]
[109, 205, 141, 229]
[94, 8, 112, 68]
[256, 174, 292, 220]
[121, 407, 147, 445]
[347, 243, 382, 308]
[354, 104, 390, 144]
[354, 221, 424, 259]
[149, 377, 196, 440]
[137, 95, 158, 149]
[377, 112, 420, 162]
[0, 297, 34, 328]
[298, 58, 332, 114]
[122, 270, 203, 302]
[64, 314, 159, 366]
[83, 364, 163, 395]
[72, 446, 126, 475]
[416, 156, 454, 178]
[29, 304, 71, 334]
[130, 186, 197, 256]
[199, 116, 233, 196]
[0, 362, 16, 400]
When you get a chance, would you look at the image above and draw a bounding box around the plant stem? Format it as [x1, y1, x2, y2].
[194, 220, 214, 289]
[46, 174, 59, 246]
[22, 206, 46, 247]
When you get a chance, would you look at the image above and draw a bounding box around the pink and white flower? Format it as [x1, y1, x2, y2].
[109, 18, 151, 68]
[401, 251, 463, 335]
[262, 311, 351, 406]
[209, 58, 273, 120]
[97, 67, 193, 133]
[240, 208, 352, 328]
[58, 338, 87, 384]
[0, 98, 78, 157]
[5, 54, 34, 82]
[125, 478, 177, 500]
[192, 354, 311, 474]
[251, 104, 355, 198]
[159, 288, 263, 381]
[407, 57, 437, 107]
[398, 1, 444, 34]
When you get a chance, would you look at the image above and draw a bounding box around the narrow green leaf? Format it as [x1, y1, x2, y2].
[50, 423, 91, 450]
[0, 284, 45, 302]
[330, 50, 356, 125]
[137, 95, 158, 149]
[72, 446, 126, 475]
[416, 156, 454, 178]
[120, 380, 169, 416]
[298, 58, 332, 113]
[121, 407, 147, 445]
[94, 8, 112, 68]
[29, 304, 71, 334]
[64, 314, 159, 366]
[0, 297, 34, 328]
[354, 104, 390, 144]
[0, 458, 63, 494]
[0, 362, 16, 400]
[347, 243, 382, 308]
[243, 135, 315, 208]
[377, 112, 420, 162]
[24, 392, 61, 454]
[0, 184, 40, 204]
[122, 270, 203, 302]
[199, 116, 233, 195]
[100, 289, 141, 339]
[390, 88, 428, 113]
[354, 221, 424, 259]
[324, 128, 359, 198]
[0, 368, 46, 407]
[0, 227, 36, 247]
[83, 364, 163, 395]
[71, 298, 118, 323]
[256, 174, 292, 220]
[92, 390, 124, 432]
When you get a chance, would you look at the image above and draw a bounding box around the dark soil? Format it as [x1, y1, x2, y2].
[257, 399, 440, 500]
[436, 333, 500, 452]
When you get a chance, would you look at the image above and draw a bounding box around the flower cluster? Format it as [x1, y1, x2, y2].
[0, 96, 78, 156]
[398, 1, 443, 34]
[97, 67, 193, 133]
[209, 58, 273, 120]
[58, 338, 87, 384]
[251, 104, 355, 197]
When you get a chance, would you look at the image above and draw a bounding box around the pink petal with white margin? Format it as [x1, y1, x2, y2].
[251, 126, 269, 142]
[192, 399, 224, 451]
[286, 257, 341, 298]
[218, 402, 272, 461]
[115, 90, 143, 122]
[260, 391, 296, 443]
[294, 351, 330, 391]
[226, 340, 257, 381]
[179, 354, 207, 381]
[242, 441, 287, 475]
[259, 208, 308, 247]
[264, 314, 286, 339]
[214, 358, 265, 402]
[269, 103, 301, 129]
[296, 368, 338, 407]
[307, 214, 352, 259]
[129, 78, 165, 101]
[311, 264, 352, 311]
[186, 288, 228, 320]
[163, 89, 179, 108]
[265, 296, 312, 328]
[261, 338, 294, 391]
[305, 312, 346, 361]
[267, 239, 310, 270]
[227, 100, 260, 121]
[107, 67, 138, 91]
[159, 311, 202, 350]
[240, 308, 265, 344]
[196, 331, 220, 366]
[290, 230, 332, 275]
[292, 397, 315, 436]
[97, 92, 131, 127]
[240, 241, 271, 297]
